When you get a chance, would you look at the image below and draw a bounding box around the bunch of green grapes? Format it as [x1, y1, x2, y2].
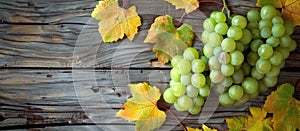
[200, 5, 297, 107]
[163, 47, 210, 114]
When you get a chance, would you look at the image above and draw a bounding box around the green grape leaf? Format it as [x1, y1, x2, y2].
[144, 15, 194, 64]
[164, 0, 199, 14]
[264, 83, 300, 131]
[91, 0, 142, 42]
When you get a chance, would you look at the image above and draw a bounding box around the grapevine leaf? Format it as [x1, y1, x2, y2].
[264, 83, 300, 131]
[186, 124, 218, 131]
[247, 107, 273, 131]
[164, 0, 199, 14]
[225, 116, 247, 131]
[144, 15, 194, 64]
[256, 0, 300, 26]
[115, 83, 166, 131]
[91, 0, 142, 42]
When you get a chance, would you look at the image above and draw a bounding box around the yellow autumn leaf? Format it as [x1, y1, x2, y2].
[247, 107, 273, 131]
[164, 0, 199, 14]
[186, 124, 218, 131]
[115, 83, 166, 131]
[91, 0, 142, 42]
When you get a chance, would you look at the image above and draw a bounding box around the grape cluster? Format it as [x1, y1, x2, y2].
[163, 47, 210, 114]
[201, 5, 297, 107]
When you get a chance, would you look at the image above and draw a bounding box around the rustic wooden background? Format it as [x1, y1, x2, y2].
[0, 0, 299, 130]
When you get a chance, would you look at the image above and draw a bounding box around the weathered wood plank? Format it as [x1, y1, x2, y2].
[0, 69, 299, 130]
[1, 0, 299, 68]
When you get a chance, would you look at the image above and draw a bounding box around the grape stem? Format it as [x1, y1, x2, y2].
[158, 104, 187, 131]
[122, 0, 129, 8]
[179, 12, 186, 23]
[221, 0, 231, 19]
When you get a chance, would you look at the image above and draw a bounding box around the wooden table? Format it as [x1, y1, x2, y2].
[0, 0, 299, 130]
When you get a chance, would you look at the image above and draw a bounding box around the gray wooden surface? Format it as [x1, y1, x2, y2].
[0, 0, 299, 130]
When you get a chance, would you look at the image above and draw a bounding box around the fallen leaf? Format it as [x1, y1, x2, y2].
[225, 116, 247, 131]
[144, 15, 194, 64]
[187, 127, 202, 131]
[247, 107, 273, 131]
[264, 83, 300, 131]
[164, 0, 199, 14]
[256, 0, 300, 26]
[115, 83, 166, 131]
[186, 124, 218, 131]
[91, 0, 142, 42]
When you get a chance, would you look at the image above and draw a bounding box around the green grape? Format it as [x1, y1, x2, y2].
[221, 38, 236, 52]
[272, 24, 285, 37]
[256, 58, 271, 74]
[214, 84, 229, 95]
[208, 32, 223, 47]
[227, 26, 243, 40]
[270, 51, 283, 65]
[192, 59, 205, 73]
[272, 16, 284, 24]
[232, 69, 244, 84]
[242, 62, 251, 76]
[260, 5, 276, 20]
[215, 12, 226, 23]
[234, 64, 242, 71]
[258, 80, 269, 93]
[177, 58, 191, 74]
[247, 51, 259, 66]
[209, 56, 221, 70]
[186, 85, 198, 97]
[213, 46, 223, 56]
[199, 84, 210, 97]
[251, 67, 264, 80]
[221, 64, 235, 76]
[247, 9, 260, 22]
[201, 30, 210, 44]
[234, 93, 250, 106]
[258, 44, 273, 59]
[242, 77, 259, 94]
[289, 39, 297, 52]
[252, 29, 261, 39]
[247, 22, 259, 31]
[170, 68, 181, 82]
[183, 47, 199, 61]
[203, 18, 216, 32]
[218, 52, 231, 64]
[174, 101, 185, 111]
[279, 60, 285, 68]
[219, 77, 233, 88]
[250, 39, 263, 52]
[210, 70, 224, 83]
[266, 36, 280, 47]
[279, 34, 292, 47]
[189, 106, 201, 115]
[230, 50, 244, 66]
[170, 80, 180, 87]
[239, 29, 252, 45]
[194, 96, 205, 107]
[284, 20, 294, 35]
[219, 93, 235, 106]
[171, 83, 186, 97]
[203, 45, 214, 58]
[236, 42, 245, 52]
[228, 85, 244, 100]
[249, 91, 259, 98]
[260, 27, 272, 38]
[215, 23, 229, 35]
[275, 46, 290, 59]
[232, 15, 247, 29]
[262, 76, 278, 87]
[259, 20, 272, 30]
[191, 73, 206, 88]
[210, 11, 218, 19]
[177, 95, 193, 111]
[200, 56, 209, 71]
[181, 73, 192, 86]
[266, 65, 280, 77]
[171, 55, 183, 67]
[163, 88, 177, 104]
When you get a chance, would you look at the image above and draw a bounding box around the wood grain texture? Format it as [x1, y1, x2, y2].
[0, 69, 299, 130]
